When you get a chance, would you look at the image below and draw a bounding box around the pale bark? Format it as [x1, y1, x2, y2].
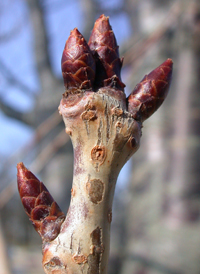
[42, 90, 140, 273]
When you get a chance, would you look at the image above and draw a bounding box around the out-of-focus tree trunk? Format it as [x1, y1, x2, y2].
[80, 0, 98, 39]
[120, 1, 200, 274]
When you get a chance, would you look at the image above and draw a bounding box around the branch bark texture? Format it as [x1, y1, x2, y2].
[17, 14, 173, 274]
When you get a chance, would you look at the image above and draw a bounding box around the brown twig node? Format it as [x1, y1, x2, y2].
[17, 14, 173, 274]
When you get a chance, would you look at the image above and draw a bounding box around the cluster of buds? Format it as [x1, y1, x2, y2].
[17, 14, 173, 274]
[17, 13, 173, 245]
[61, 14, 125, 93]
[17, 13, 173, 246]
[61, 14, 173, 122]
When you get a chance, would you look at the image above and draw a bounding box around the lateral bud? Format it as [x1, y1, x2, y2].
[17, 162, 65, 242]
[127, 59, 173, 122]
[61, 28, 96, 92]
[88, 14, 125, 90]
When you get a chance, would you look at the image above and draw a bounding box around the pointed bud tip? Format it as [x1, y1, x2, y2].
[147, 58, 173, 83]
[69, 28, 83, 40]
[63, 28, 85, 51]
[96, 14, 110, 23]
[71, 27, 80, 34]
[99, 14, 109, 20]
[163, 58, 173, 67]
[17, 162, 25, 170]
[96, 14, 111, 28]
[162, 58, 173, 80]
[160, 58, 173, 75]
[89, 14, 112, 40]
[17, 162, 27, 176]
[153, 58, 173, 73]
[17, 162, 38, 183]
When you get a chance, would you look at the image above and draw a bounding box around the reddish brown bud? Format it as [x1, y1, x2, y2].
[17, 162, 65, 242]
[127, 59, 173, 122]
[61, 28, 96, 92]
[88, 14, 125, 90]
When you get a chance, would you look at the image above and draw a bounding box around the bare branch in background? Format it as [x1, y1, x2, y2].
[0, 59, 37, 96]
[80, 0, 98, 39]
[28, 0, 55, 76]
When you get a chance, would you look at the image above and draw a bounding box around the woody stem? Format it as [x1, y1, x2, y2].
[42, 91, 141, 274]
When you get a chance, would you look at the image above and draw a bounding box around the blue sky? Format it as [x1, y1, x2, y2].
[0, 0, 38, 162]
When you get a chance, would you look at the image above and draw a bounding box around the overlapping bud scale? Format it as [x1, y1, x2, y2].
[61, 15, 125, 92]
[17, 162, 65, 242]
[88, 14, 125, 89]
[127, 59, 173, 122]
[61, 28, 96, 91]
[88, 15, 125, 89]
